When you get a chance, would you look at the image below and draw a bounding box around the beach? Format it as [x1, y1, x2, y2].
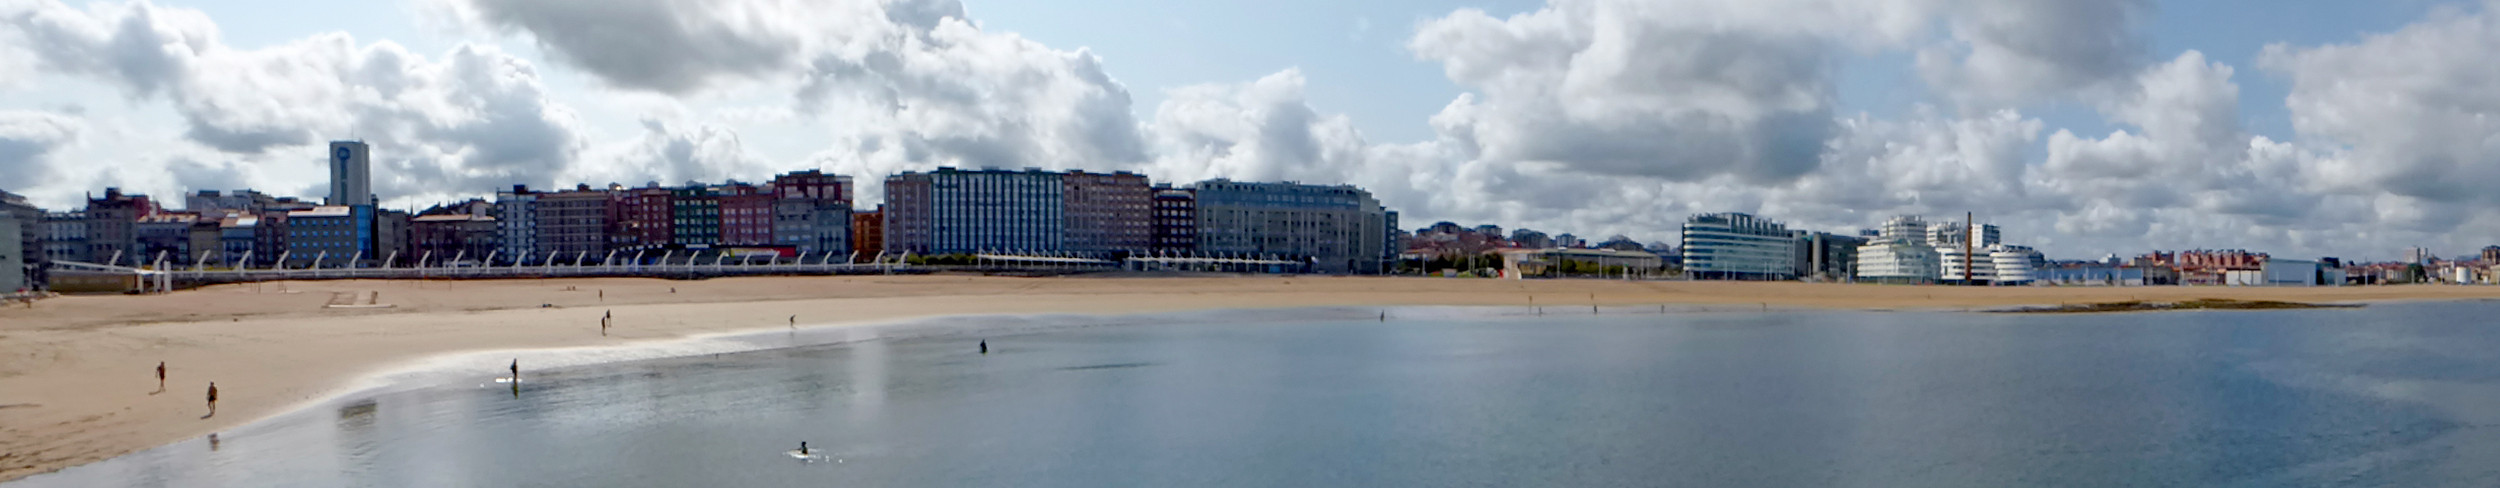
[5, 274, 2500, 482]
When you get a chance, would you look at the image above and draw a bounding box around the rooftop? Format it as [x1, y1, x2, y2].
[287, 206, 354, 218]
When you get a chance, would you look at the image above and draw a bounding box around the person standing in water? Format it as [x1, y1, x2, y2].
[979, 340, 988, 354]
[509, 359, 519, 382]
[205, 382, 218, 417]
[799, 442, 810, 455]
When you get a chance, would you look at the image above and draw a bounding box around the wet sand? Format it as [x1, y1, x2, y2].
[4, 274, 2497, 481]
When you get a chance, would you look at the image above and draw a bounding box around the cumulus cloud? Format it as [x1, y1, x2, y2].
[2261, 1, 2500, 205]
[0, 0, 588, 207]
[1917, 0, 2150, 108]
[10, 0, 2500, 261]
[0, 110, 80, 186]
[579, 117, 774, 187]
[1408, 1, 1844, 183]
[1147, 69, 1366, 185]
[445, 0, 1149, 186]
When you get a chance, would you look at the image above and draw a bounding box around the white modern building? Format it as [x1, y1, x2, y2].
[1927, 220, 2000, 249]
[1939, 245, 1998, 284]
[1855, 239, 1939, 283]
[1876, 215, 1927, 243]
[327, 141, 373, 207]
[1929, 218, 2005, 284]
[1990, 245, 2045, 285]
[1681, 212, 1796, 280]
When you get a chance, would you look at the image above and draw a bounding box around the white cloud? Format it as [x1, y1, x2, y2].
[0, 109, 80, 184]
[1147, 69, 1366, 185]
[578, 117, 773, 187]
[5, 0, 2499, 261]
[0, 0, 589, 208]
[443, 0, 1151, 189]
[2261, 1, 2500, 205]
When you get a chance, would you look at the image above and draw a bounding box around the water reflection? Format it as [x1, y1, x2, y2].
[15, 304, 2500, 487]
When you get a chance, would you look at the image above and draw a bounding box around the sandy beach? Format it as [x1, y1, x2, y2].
[5, 274, 2500, 482]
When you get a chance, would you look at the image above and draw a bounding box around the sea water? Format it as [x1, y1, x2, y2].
[16, 302, 2500, 487]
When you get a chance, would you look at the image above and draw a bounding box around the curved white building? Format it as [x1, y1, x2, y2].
[1854, 239, 1938, 283]
[1990, 245, 2044, 285]
[1938, 245, 1998, 284]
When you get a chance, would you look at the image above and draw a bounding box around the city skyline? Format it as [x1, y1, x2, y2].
[3, 0, 2499, 261]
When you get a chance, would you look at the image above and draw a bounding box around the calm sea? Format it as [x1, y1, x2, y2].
[17, 302, 2500, 487]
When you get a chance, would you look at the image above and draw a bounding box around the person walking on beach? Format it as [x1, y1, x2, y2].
[789, 315, 797, 329]
[156, 361, 166, 391]
[205, 382, 218, 417]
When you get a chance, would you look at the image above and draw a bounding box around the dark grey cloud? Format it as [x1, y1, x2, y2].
[457, 0, 801, 94]
[449, 0, 1146, 197]
[0, 110, 79, 186]
[1920, 0, 2152, 107]
[165, 157, 251, 193]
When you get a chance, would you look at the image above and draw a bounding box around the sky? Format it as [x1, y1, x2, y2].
[2, 0, 2498, 261]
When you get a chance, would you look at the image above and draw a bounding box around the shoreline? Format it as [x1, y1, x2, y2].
[6, 275, 2500, 482]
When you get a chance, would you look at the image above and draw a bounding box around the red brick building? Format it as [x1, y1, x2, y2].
[1062, 170, 1152, 257]
[612, 185, 673, 250]
[852, 207, 882, 262]
[720, 183, 775, 246]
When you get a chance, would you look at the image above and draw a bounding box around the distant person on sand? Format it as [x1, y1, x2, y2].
[205, 382, 218, 417]
[156, 361, 166, 391]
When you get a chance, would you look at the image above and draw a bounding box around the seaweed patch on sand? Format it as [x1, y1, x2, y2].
[1996, 299, 2366, 314]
